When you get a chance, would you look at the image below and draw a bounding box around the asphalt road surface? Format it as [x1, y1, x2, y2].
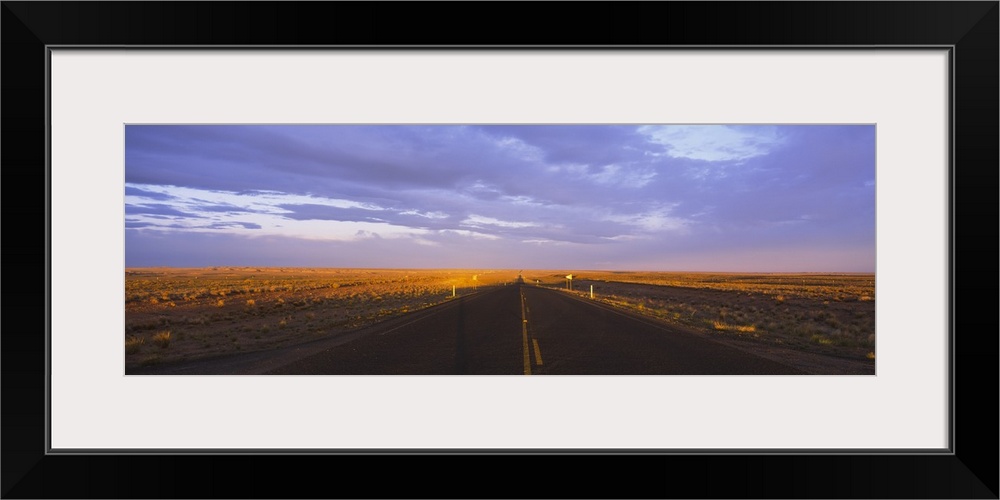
[264, 284, 805, 375]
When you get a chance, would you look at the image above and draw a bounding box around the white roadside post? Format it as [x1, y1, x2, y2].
[452, 285, 456, 297]
[590, 284, 594, 299]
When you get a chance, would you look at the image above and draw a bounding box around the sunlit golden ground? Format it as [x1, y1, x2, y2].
[523, 271, 876, 364]
[125, 268, 875, 370]
[124, 267, 513, 369]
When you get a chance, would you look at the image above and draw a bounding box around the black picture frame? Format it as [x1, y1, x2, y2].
[3, 2, 997, 498]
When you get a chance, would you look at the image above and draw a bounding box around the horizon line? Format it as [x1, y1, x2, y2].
[124, 265, 875, 274]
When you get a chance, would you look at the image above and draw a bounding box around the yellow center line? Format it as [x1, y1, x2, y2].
[532, 339, 543, 366]
[521, 290, 531, 375]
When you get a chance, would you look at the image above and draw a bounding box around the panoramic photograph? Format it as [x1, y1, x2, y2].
[124, 124, 875, 375]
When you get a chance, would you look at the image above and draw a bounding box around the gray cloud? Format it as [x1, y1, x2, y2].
[125, 186, 175, 200]
[125, 203, 194, 218]
[276, 204, 388, 223]
[191, 202, 250, 214]
[207, 221, 262, 230]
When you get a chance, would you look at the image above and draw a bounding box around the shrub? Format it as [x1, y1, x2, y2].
[125, 335, 144, 354]
[713, 321, 756, 333]
[811, 334, 833, 346]
[152, 331, 172, 348]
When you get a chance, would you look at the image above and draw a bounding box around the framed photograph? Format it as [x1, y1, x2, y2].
[4, 2, 996, 498]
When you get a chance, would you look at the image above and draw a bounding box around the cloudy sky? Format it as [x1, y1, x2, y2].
[124, 125, 875, 271]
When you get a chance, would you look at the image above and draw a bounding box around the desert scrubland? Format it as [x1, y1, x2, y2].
[124, 267, 510, 370]
[125, 268, 875, 372]
[525, 271, 876, 372]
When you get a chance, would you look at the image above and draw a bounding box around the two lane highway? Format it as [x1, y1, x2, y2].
[268, 284, 805, 375]
[268, 285, 525, 374]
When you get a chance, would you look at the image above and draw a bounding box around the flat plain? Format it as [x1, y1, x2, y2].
[124, 267, 875, 374]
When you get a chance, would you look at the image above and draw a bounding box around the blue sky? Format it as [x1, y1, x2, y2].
[124, 124, 875, 271]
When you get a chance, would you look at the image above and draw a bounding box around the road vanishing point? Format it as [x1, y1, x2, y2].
[134, 283, 806, 375]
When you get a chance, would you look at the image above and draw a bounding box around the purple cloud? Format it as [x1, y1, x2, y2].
[124, 124, 875, 271]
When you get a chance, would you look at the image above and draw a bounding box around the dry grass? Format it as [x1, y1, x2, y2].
[524, 270, 875, 362]
[125, 335, 144, 354]
[125, 267, 517, 369]
[562, 271, 875, 302]
[152, 331, 172, 348]
[125, 268, 875, 369]
[712, 321, 757, 333]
